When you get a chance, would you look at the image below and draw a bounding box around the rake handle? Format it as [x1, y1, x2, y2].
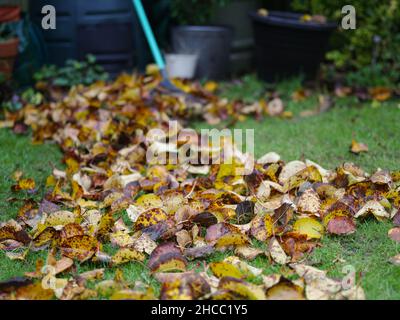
[132, 0, 166, 70]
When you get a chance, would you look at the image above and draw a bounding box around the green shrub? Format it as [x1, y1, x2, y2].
[34, 55, 108, 87]
[291, 0, 400, 83]
[171, 0, 232, 25]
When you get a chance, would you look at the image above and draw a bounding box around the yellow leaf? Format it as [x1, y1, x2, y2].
[134, 208, 168, 231]
[111, 248, 145, 265]
[219, 277, 266, 300]
[148, 242, 187, 273]
[210, 262, 244, 279]
[293, 217, 324, 240]
[350, 140, 369, 154]
[60, 235, 98, 262]
[12, 178, 36, 191]
[135, 193, 163, 209]
[266, 282, 304, 300]
[215, 232, 250, 248]
[204, 81, 218, 92]
[250, 214, 273, 241]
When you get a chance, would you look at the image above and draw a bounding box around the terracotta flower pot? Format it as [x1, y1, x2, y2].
[0, 6, 21, 23]
[0, 38, 20, 78]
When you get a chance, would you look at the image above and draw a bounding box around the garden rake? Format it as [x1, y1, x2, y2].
[132, 0, 192, 96]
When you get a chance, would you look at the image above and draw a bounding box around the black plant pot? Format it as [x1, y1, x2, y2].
[249, 11, 337, 82]
[171, 25, 233, 80]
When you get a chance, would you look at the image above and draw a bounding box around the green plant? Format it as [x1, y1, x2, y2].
[171, 0, 232, 25]
[291, 0, 400, 77]
[344, 63, 399, 88]
[34, 54, 109, 87]
[1, 87, 43, 112]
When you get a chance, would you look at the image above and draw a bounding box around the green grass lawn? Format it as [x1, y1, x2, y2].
[0, 76, 399, 299]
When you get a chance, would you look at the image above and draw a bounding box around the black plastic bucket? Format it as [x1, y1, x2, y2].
[249, 11, 337, 81]
[171, 25, 233, 80]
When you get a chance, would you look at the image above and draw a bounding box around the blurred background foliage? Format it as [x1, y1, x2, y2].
[291, 0, 400, 86]
[170, 0, 232, 25]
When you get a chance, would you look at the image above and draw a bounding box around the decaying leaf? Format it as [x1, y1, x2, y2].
[250, 214, 273, 241]
[60, 235, 98, 262]
[111, 288, 156, 300]
[350, 140, 369, 154]
[388, 227, 400, 243]
[355, 200, 390, 220]
[389, 254, 400, 266]
[111, 248, 146, 265]
[296, 189, 321, 216]
[175, 229, 192, 248]
[148, 242, 187, 273]
[0, 66, 397, 301]
[268, 237, 289, 265]
[157, 272, 210, 300]
[0, 220, 31, 244]
[262, 274, 281, 289]
[266, 281, 304, 300]
[215, 232, 250, 249]
[218, 276, 266, 300]
[134, 208, 168, 231]
[235, 246, 264, 261]
[78, 269, 105, 281]
[11, 178, 36, 192]
[326, 215, 356, 235]
[223, 256, 262, 278]
[132, 232, 157, 255]
[15, 282, 55, 300]
[209, 262, 244, 279]
[293, 217, 324, 240]
[184, 245, 214, 260]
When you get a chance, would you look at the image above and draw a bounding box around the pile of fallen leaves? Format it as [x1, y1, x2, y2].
[0, 72, 399, 300]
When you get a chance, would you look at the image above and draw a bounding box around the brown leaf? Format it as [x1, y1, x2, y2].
[268, 237, 289, 265]
[205, 222, 241, 244]
[250, 214, 273, 241]
[393, 210, 400, 227]
[78, 269, 105, 281]
[234, 246, 264, 261]
[148, 242, 187, 273]
[297, 189, 321, 216]
[389, 254, 400, 266]
[15, 282, 54, 300]
[11, 178, 36, 192]
[0, 220, 31, 244]
[218, 277, 266, 300]
[134, 208, 168, 231]
[175, 230, 192, 248]
[388, 227, 400, 243]
[266, 281, 304, 300]
[369, 87, 391, 101]
[60, 235, 98, 262]
[350, 140, 369, 154]
[184, 245, 214, 260]
[158, 272, 210, 300]
[132, 232, 157, 255]
[326, 215, 356, 235]
[191, 211, 218, 227]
